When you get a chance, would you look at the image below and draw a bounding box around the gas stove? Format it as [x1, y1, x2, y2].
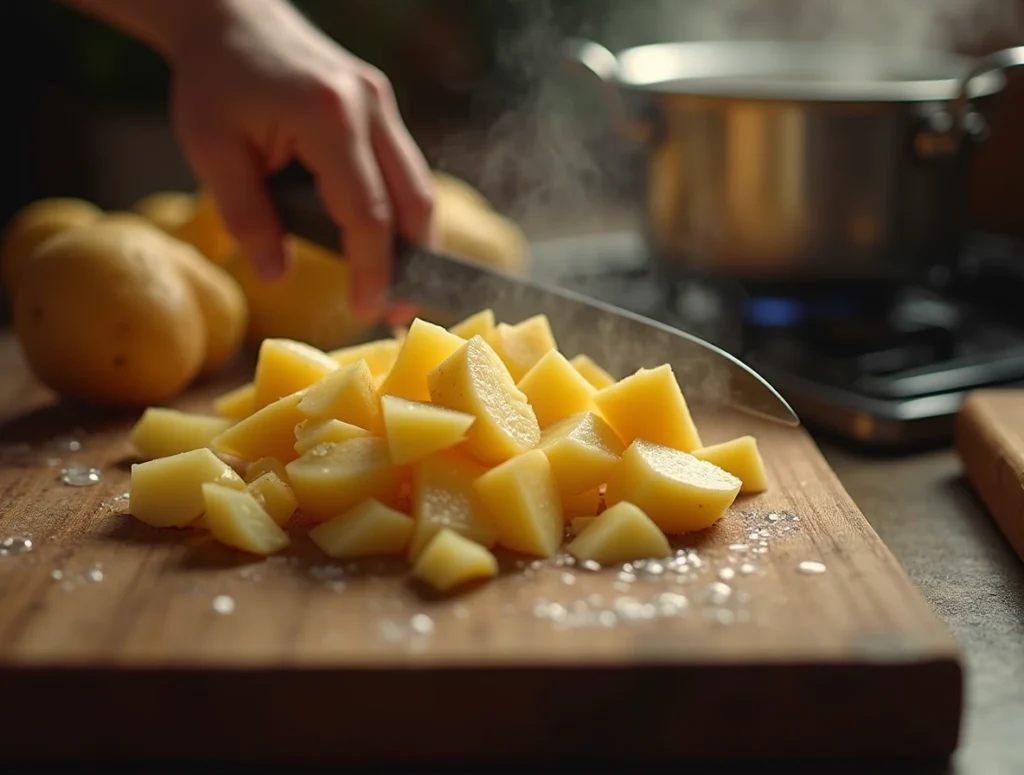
[530, 230, 1024, 450]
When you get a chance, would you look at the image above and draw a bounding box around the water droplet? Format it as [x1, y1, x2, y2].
[768, 513, 781, 522]
[61, 465, 101, 487]
[797, 560, 827, 575]
[52, 435, 83, 453]
[598, 610, 618, 628]
[707, 607, 736, 625]
[747, 531, 760, 541]
[728, 543, 749, 553]
[50, 569, 63, 580]
[701, 581, 733, 606]
[212, 595, 235, 614]
[580, 560, 601, 572]
[645, 561, 665, 576]
[739, 562, 757, 576]
[410, 613, 434, 635]
[621, 563, 634, 573]
[717, 567, 736, 581]
[758, 529, 772, 538]
[85, 565, 104, 583]
[0, 536, 33, 556]
[616, 571, 636, 584]
[561, 572, 576, 586]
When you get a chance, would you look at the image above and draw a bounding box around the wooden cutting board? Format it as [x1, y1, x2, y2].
[956, 390, 1024, 562]
[0, 334, 961, 763]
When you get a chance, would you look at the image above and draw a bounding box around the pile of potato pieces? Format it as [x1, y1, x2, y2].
[128, 309, 769, 594]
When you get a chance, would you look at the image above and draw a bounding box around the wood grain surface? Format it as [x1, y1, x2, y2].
[956, 390, 1024, 563]
[0, 333, 961, 763]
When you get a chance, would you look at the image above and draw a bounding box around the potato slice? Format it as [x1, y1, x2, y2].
[327, 337, 401, 378]
[246, 472, 297, 527]
[252, 338, 337, 411]
[536, 412, 623, 499]
[297, 360, 381, 432]
[605, 440, 741, 533]
[427, 336, 540, 466]
[293, 418, 371, 456]
[379, 318, 465, 401]
[486, 315, 557, 381]
[570, 355, 615, 390]
[213, 382, 255, 420]
[449, 309, 495, 340]
[568, 516, 597, 536]
[594, 364, 702, 452]
[211, 390, 307, 463]
[567, 501, 670, 565]
[474, 449, 562, 558]
[412, 528, 498, 593]
[409, 451, 497, 560]
[202, 483, 290, 555]
[517, 350, 596, 428]
[244, 456, 289, 485]
[129, 407, 233, 460]
[285, 437, 405, 522]
[691, 436, 768, 494]
[308, 498, 414, 558]
[381, 395, 475, 466]
[129, 448, 245, 528]
[562, 487, 602, 519]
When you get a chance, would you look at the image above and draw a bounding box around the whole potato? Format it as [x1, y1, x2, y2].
[1, 198, 103, 290]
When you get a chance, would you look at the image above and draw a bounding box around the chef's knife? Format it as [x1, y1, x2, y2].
[265, 163, 799, 427]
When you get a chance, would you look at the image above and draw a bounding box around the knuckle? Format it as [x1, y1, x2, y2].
[352, 194, 393, 233]
[301, 80, 357, 136]
[405, 179, 436, 222]
[361, 67, 395, 105]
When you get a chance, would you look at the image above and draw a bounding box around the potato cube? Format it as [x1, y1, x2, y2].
[568, 516, 597, 536]
[213, 382, 255, 420]
[285, 437, 405, 522]
[378, 318, 465, 401]
[449, 309, 495, 340]
[486, 314, 557, 381]
[516, 350, 596, 428]
[605, 440, 741, 533]
[474, 449, 562, 558]
[536, 412, 624, 499]
[562, 487, 602, 519]
[129, 448, 245, 528]
[428, 336, 540, 466]
[409, 451, 497, 560]
[412, 528, 498, 592]
[691, 436, 769, 494]
[129, 407, 233, 460]
[327, 337, 401, 378]
[244, 456, 289, 485]
[212, 390, 307, 463]
[202, 483, 290, 555]
[381, 395, 475, 466]
[252, 338, 338, 411]
[297, 360, 381, 432]
[308, 498, 414, 558]
[567, 501, 671, 565]
[246, 472, 297, 527]
[293, 418, 371, 456]
[570, 355, 615, 390]
[594, 364, 702, 452]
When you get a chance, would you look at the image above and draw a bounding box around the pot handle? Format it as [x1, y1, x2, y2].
[561, 37, 654, 145]
[917, 45, 1024, 157]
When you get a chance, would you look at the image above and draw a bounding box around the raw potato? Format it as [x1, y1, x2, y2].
[595, 364, 702, 452]
[244, 456, 289, 485]
[449, 309, 496, 340]
[129, 407, 233, 459]
[131, 191, 196, 234]
[328, 338, 401, 378]
[570, 355, 615, 390]
[412, 528, 499, 592]
[1, 197, 102, 290]
[13, 220, 205, 406]
[409, 451, 497, 560]
[308, 499, 414, 558]
[253, 338, 338, 411]
[692, 436, 769, 494]
[129, 448, 245, 528]
[536, 412, 623, 499]
[381, 395, 475, 466]
[293, 418, 371, 456]
[297, 360, 381, 432]
[434, 181, 530, 276]
[246, 472, 297, 527]
[427, 335, 540, 466]
[174, 189, 236, 265]
[214, 383, 255, 420]
[486, 315, 557, 382]
[212, 390, 308, 464]
[379, 318, 465, 402]
[517, 350, 596, 428]
[202, 483, 290, 555]
[605, 440, 742, 533]
[567, 501, 671, 565]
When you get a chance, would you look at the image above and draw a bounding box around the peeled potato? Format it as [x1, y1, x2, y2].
[434, 189, 530, 275]
[1, 197, 103, 290]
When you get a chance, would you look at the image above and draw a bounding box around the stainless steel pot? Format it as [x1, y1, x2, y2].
[563, 39, 1024, 286]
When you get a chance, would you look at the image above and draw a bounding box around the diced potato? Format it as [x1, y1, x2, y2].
[327, 337, 401, 378]
[605, 440, 741, 533]
[293, 418, 371, 456]
[409, 451, 497, 560]
[412, 528, 498, 592]
[449, 309, 495, 340]
[570, 355, 615, 390]
[308, 498, 414, 558]
[486, 314, 557, 381]
[379, 318, 465, 402]
[211, 390, 307, 463]
[517, 350, 596, 428]
[202, 483, 290, 555]
[213, 382, 255, 420]
[297, 360, 381, 432]
[568, 516, 597, 536]
[129, 448, 245, 528]
[427, 336, 540, 466]
[381, 395, 475, 466]
[594, 364, 702, 452]
[246, 472, 297, 527]
[244, 456, 289, 485]
[567, 501, 671, 565]
[129, 407, 233, 459]
[562, 487, 602, 519]
[474, 448, 562, 558]
[252, 338, 337, 411]
[691, 436, 769, 494]
[536, 412, 624, 499]
[285, 437, 405, 522]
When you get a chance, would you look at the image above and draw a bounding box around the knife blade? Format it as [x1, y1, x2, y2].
[265, 164, 799, 427]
